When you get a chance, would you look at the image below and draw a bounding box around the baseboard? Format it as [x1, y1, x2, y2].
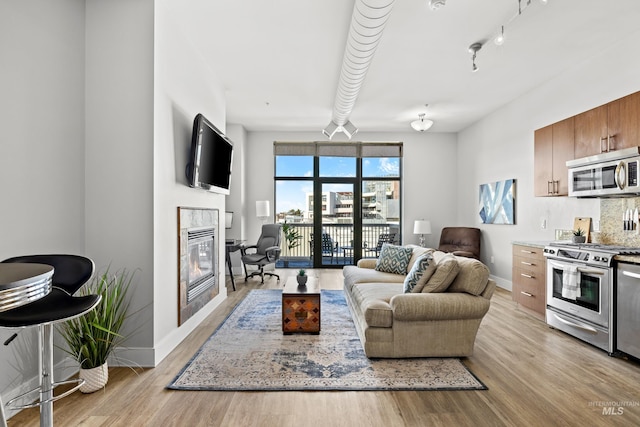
[490, 274, 512, 292]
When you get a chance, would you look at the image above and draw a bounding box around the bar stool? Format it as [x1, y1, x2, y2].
[0, 255, 101, 427]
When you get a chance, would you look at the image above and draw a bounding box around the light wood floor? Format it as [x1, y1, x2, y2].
[8, 269, 640, 426]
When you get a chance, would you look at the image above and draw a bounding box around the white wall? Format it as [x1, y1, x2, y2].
[84, 0, 156, 364]
[458, 27, 640, 288]
[244, 131, 459, 249]
[151, 0, 228, 364]
[0, 0, 86, 417]
[225, 124, 248, 274]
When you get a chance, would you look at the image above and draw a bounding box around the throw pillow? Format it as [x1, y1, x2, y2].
[375, 244, 413, 275]
[403, 253, 437, 293]
[422, 253, 460, 293]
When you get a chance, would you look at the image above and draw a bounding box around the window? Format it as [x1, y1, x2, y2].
[274, 142, 402, 267]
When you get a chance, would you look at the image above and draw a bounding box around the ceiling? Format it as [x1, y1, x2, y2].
[169, 0, 640, 133]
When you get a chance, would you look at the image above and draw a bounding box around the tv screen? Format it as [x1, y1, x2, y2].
[186, 113, 233, 195]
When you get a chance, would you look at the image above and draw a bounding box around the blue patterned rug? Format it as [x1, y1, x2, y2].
[167, 290, 486, 391]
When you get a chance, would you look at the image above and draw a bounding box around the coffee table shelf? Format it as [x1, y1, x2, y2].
[282, 276, 320, 334]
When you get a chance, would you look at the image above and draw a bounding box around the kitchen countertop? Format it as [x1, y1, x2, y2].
[512, 241, 640, 264]
[511, 241, 553, 249]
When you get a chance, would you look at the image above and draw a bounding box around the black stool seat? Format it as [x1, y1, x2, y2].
[0, 254, 100, 427]
[2, 255, 94, 295]
[0, 288, 100, 328]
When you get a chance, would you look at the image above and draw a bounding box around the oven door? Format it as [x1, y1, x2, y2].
[546, 259, 610, 327]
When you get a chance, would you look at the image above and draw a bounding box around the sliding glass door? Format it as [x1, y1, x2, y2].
[274, 142, 402, 268]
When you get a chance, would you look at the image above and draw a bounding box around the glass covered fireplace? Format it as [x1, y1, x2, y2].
[187, 227, 215, 303]
[178, 207, 219, 325]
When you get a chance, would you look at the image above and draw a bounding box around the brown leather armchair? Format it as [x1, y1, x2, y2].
[438, 227, 481, 260]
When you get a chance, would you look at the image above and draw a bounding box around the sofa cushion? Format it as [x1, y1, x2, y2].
[349, 283, 403, 327]
[343, 266, 405, 290]
[403, 253, 437, 293]
[405, 245, 435, 272]
[422, 253, 460, 293]
[375, 244, 413, 275]
[447, 256, 490, 296]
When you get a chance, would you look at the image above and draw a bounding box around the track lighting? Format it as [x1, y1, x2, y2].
[468, 43, 482, 72]
[469, 0, 550, 71]
[494, 26, 505, 46]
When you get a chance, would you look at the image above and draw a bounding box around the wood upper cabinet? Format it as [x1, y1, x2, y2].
[574, 92, 640, 159]
[534, 117, 574, 196]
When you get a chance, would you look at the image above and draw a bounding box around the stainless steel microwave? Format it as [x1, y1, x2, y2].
[567, 147, 640, 197]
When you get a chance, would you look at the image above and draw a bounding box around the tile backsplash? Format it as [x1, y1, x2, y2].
[599, 197, 640, 246]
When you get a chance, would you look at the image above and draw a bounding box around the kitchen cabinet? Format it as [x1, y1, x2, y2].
[512, 244, 546, 320]
[574, 91, 640, 159]
[534, 117, 574, 196]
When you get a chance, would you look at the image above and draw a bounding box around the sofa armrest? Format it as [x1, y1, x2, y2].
[390, 293, 490, 321]
[357, 258, 377, 269]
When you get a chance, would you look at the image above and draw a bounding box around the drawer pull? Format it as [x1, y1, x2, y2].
[520, 291, 534, 297]
[520, 273, 534, 279]
[520, 250, 535, 254]
[520, 261, 534, 266]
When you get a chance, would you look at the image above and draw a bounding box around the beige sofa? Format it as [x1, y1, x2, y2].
[343, 247, 496, 358]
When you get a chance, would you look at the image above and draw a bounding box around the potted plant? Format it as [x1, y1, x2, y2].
[58, 267, 134, 393]
[296, 269, 308, 286]
[572, 228, 586, 243]
[282, 221, 302, 267]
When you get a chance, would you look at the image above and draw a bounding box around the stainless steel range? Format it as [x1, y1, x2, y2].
[543, 243, 640, 354]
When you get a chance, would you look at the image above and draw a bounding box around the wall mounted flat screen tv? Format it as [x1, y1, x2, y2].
[186, 113, 233, 195]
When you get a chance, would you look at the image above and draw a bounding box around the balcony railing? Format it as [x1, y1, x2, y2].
[277, 223, 399, 268]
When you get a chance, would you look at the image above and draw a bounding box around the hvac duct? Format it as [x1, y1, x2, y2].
[323, 0, 396, 139]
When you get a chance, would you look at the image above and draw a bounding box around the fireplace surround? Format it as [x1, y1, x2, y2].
[178, 207, 219, 325]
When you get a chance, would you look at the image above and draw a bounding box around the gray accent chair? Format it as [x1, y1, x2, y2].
[241, 224, 282, 283]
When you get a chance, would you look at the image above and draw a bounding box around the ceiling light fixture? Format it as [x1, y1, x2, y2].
[468, 42, 482, 72]
[428, 0, 446, 11]
[411, 113, 434, 132]
[474, 0, 550, 71]
[494, 26, 505, 46]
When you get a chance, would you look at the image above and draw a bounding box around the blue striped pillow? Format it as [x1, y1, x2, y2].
[403, 253, 436, 293]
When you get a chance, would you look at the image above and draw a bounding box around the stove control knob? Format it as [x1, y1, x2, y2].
[602, 257, 609, 263]
[593, 256, 601, 261]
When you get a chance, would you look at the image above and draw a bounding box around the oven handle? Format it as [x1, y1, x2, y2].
[622, 270, 640, 280]
[547, 261, 605, 275]
[551, 312, 598, 334]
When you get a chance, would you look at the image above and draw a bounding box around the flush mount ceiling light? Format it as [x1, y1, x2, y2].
[468, 42, 482, 72]
[428, 0, 446, 10]
[411, 113, 434, 132]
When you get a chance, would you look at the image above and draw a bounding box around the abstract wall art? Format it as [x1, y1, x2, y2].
[479, 179, 515, 225]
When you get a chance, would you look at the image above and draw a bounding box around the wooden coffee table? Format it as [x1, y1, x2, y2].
[282, 276, 321, 334]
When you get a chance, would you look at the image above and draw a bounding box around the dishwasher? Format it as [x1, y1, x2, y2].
[616, 262, 640, 360]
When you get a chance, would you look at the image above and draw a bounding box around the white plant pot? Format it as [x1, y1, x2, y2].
[297, 275, 308, 286]
[79, 362, 109, 393]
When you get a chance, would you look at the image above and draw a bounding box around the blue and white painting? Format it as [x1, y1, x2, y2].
[479, 179, 515, 225]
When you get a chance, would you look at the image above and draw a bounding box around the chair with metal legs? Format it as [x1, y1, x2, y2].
[0, 255, 101, 427]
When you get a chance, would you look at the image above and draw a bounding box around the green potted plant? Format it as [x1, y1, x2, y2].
[282, 221, 302, 267]
[58, 267, 134, 393]
[296, 269, 308, 286]
[572, 227, 586, 243]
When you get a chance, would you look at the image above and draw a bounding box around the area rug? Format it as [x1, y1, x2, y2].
[167, 289, 486, 391]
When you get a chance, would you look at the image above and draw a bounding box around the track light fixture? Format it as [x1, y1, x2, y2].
[468, 43, 482, 73]
[494, 26, 505, 46]
[470, 0, 549, 71]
